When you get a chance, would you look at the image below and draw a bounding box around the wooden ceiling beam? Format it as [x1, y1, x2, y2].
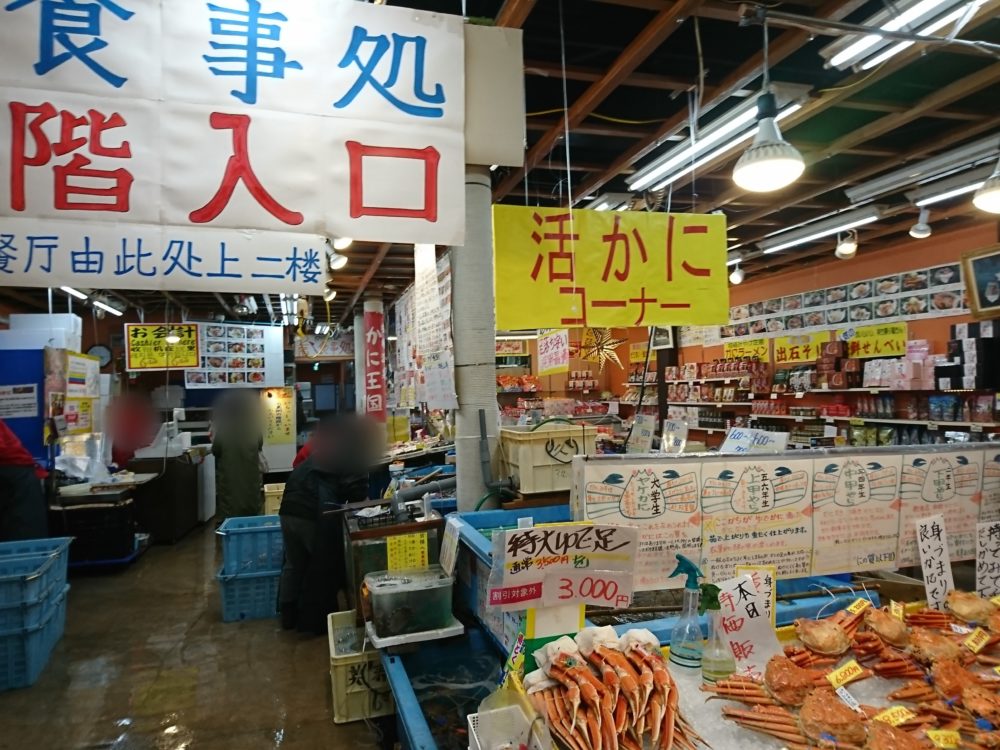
[528, 161, 636, 174]
[493, 0, 702, 201]
[524, 59, 707, 95]
[526, 119, 656, 139]
[571, 0, 859, 203]
[495, 0, 536, 28]
[835, 100, 985, 122]
[0, 288, 48, 311]
[337, 242, 391, 326]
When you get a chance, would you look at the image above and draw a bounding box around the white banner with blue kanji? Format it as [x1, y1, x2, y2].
[0, 0, 466, 292]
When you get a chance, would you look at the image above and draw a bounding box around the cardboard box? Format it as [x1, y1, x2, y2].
[827, 372, 848, 389]
[821, 341, 845, 357]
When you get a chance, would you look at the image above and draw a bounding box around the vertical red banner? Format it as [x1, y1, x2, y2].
[363, 309, 387, 422]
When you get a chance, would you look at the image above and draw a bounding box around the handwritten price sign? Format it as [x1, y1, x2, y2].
[538, 329, 570, 376]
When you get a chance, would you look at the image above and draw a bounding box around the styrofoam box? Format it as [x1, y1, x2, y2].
[500, 423, 598, 494]
[0, 329, 79, 352]
[327, 611, 393, 724]
[9, 313, 82, 334]
[263, 483, 284, 516]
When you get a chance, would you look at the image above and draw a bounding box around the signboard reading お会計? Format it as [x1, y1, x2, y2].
[125, 324, 199, 370]
[0, 1, 467, 293]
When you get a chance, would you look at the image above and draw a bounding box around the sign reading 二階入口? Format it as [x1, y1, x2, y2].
[0, 1, 469, 292]
[492, 207, 728, 329]
[125, 323, 199, 370]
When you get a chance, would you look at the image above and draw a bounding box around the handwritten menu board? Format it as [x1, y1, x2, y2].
[577, 461, 703, 591]
[574, 446, 1000, 581]
[488, 524, 638, 610]
[811, 455, 902, 575]
[735, 565, 777, 628]
[716, 573, 782, 680]
[897, 452, 982, 566]
[538, 329, 570, 376]
[184, 324, 283, 389]
[723, 263, 966, 342]
[386, 533, 429, 571]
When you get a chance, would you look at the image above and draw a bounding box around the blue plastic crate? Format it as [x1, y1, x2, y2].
[0, 538, 72, 596]
[0, 555, 63, 609]
[0, 578, 62, 632]
[0, 585, 69, 691]
[216, 515, 283, 575]
[217, 568, 280, 622]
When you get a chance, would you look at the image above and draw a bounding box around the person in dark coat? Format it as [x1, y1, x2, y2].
[211, 391, 264, 520]
[0, 419, 48, 541]
[278, 414, 373, 633]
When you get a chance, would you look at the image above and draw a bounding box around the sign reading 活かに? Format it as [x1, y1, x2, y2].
[493, 207, 728, 329]
[0, 1, 466, 293]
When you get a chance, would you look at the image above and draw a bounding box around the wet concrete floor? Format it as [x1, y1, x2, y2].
[0, 524, 382, 749]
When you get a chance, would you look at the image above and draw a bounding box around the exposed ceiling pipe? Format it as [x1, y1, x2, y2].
[213, 292, 238, 319]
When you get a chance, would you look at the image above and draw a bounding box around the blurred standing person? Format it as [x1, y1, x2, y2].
[278, 414, 374, 633]
[107, 393, 157, 468]
[0, 419, 48, 541]
[212, 391, 264, 520]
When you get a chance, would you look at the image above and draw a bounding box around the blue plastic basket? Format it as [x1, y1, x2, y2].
[0, 538, 72, 597]
[0, 578, 62, 632]
[0, 585, 69, 691]
[216, 516, 283, 575]
[0, 555, 62, 609]
[217, 568, 280, 622]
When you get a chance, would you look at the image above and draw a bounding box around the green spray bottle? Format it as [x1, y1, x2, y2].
[668, 554, 705, 669]
[700, 583, 736, 684]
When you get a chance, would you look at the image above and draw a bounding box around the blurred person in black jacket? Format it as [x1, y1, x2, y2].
[278, 414, 374, 633]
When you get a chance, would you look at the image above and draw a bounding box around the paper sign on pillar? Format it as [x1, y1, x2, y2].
[487, 524, 639, 611]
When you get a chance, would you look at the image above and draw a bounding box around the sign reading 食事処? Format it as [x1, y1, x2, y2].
[125, 323, 199, 370]
[0, 1, 467, 294]
[773, 332, 830, 365]
[488, 524, 638, 611]
[723, 338, 770, 362]
[493, 207, 728, 329]
[837, 323, 907, 358]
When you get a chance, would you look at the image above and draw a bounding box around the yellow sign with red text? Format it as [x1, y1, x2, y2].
[723, 338, 770, 362]
[836, 323, 907, 359]
[826, 659, 866, 689]
[772, 332, 830, 365]
[493, 206, 728, 329]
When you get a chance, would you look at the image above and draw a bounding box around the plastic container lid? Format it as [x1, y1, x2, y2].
[364, 564, 452, 593]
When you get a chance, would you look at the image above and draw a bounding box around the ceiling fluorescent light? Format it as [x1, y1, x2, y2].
[758, 207, 881, 255]
[92, 299, 124, 317]
[821, 0, 971, 71]
[845, 134, 1000, 204]
[627, 85, 809, 193]
[906, 164, 995, 207]
[583, 193, 630, 211]
[974, 157, 1000, 214]
[858, 0, 987, 69]
[60, 286, 88, 300]
[726, 250, 743, 267]
[496, 331, 539, 340]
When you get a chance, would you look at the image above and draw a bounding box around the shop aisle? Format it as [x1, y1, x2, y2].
[0, 525, 379, 750]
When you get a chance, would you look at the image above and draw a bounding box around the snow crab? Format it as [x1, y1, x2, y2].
[947, 591, 998, 625]
[890, 659, 1000, 729]
[702, 654, 829, 707]
[720, 686, 928, 749]
[785, 606, 868, 667]
[854, 607, 912, 661]
[872, 627, 973, 680]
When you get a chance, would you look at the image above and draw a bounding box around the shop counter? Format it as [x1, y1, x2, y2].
[449, 504, 880, 652]
[127, 455, 200, 543]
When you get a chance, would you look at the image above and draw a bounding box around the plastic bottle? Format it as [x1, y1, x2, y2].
[668, 554, 705, 669]
[701, 583, 736, 684]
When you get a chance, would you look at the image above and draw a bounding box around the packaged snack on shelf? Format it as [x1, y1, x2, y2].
[877, 426, 896, 446]
[973, 394, 995, 422]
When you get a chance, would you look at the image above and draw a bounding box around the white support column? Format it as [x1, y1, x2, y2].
[353, 311, 364, 413]
[450, 166, 499, 510]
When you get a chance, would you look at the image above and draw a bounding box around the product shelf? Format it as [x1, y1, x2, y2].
[667, 401, 753, 407]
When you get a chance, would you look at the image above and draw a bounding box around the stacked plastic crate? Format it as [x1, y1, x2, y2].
[0, 537, 72, 690]
[215, 516, 283, 622]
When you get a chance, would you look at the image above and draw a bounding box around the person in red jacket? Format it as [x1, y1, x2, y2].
[0, 419, 48, 541]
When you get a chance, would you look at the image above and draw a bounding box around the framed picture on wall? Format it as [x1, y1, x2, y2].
[651, 326, 674, 349]
[962, 244, 1000, 319]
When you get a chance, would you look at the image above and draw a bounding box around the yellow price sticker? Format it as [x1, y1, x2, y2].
[874, 706, 916, 726]
[849, 417, 865, 426]
[965, 627, 991, 654]
[889, 600, 905, 622]
[926, 729, 960, 749]
[826, 659, 866, 689]
[386, 532, 429, 572]
[846, 598, 872, 615]
[991, 595, 1000, 606]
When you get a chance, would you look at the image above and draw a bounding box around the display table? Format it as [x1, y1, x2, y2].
[127, 454, 200, 543]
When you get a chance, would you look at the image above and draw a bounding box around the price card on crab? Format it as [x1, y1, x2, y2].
[489, 524, 639, 612]
[916, 514, 955, 610]
[890, 600, 905, 621]
[964, 627, 990, 654]
[735, 565, 777, 628]
[976, 521, 1000, 598]
[716, 573, 782, 679]
[873, 706, 916, 726]
[438, 517, 461, 577]
[826, 659, 866, 689]
[926, 729, 961, 749]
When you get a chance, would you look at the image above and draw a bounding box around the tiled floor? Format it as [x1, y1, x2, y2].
[0, 524, 383, 749]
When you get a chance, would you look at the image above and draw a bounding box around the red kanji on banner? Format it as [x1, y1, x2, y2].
[346, 141, 439, 221]
[530, 212, 577, 282]
[9, 101, 133, 212]
[601, 214, 647, 282]
[190, 112, 303, 225]
[665, 216, 712, 282]
[363, 309, 386, 422]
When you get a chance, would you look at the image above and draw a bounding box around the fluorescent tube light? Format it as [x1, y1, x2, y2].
[92, 300, 124, 317]
[496, 331, 539, 340]
[758, 207, 881, 255]
[845, 134, 1000, 204]
[583, 193, 630, 211]
[60, 286, 87, 300]
[630, 99, 804, 193]
[906, 164, 995, 206]
[859, 1, 987, 69]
